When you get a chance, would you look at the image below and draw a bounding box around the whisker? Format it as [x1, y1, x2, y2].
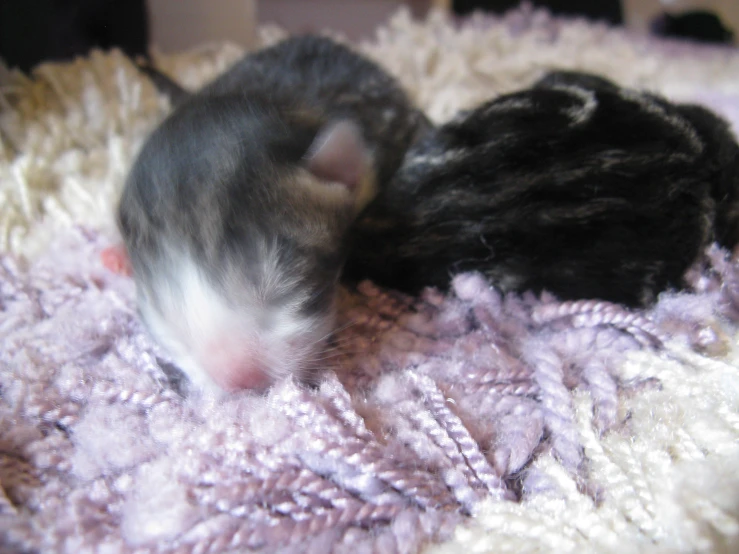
[332, 320, 359, 333]
[296, 318, 362, 350]
[305, 354, 346, 364]
[308, 327, 345, 348]
[303, 347, 347, 361]
[327, 334, 363, 345]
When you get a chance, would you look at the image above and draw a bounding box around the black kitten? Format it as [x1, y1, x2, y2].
[343, 71, 739, 306]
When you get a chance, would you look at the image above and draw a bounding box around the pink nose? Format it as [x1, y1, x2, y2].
[203, 339, 273, 391]
[212, 361, 272, 391]
[203, 349, 271, 391]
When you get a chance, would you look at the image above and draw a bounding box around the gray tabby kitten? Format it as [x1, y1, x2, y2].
[115, 36, 427, 392]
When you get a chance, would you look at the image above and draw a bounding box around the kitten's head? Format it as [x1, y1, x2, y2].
[118, 94, 374, 393]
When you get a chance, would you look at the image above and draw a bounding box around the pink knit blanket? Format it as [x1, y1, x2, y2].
[2, 225, 738, 553]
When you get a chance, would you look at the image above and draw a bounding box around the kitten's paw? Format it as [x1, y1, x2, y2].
[101, 244, 132, 276]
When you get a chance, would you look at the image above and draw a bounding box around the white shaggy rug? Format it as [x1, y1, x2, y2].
[2, 6, 739, 553]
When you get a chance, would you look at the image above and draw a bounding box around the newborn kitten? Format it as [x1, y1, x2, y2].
[114, 35, 427, 392]
[343, 71, 739, 306]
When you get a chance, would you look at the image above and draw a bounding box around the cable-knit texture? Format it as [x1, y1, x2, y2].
[2, 6, 739, 554]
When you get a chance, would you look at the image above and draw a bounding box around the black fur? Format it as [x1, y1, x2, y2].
[343, 71, 739, 306]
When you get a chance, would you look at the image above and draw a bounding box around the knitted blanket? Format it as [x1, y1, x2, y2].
[2, 7, 739, 553]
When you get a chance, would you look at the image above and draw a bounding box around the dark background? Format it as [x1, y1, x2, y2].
[0, 0, 149, 72]
[0, 0, 734, 73]
[453, 0, 622, 24]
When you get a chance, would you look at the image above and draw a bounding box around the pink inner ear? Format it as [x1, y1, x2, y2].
[101, 244, 133, 277]
[304, 119, 367, 190]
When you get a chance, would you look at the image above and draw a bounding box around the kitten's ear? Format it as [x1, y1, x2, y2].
[304, 120, 370, 192]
